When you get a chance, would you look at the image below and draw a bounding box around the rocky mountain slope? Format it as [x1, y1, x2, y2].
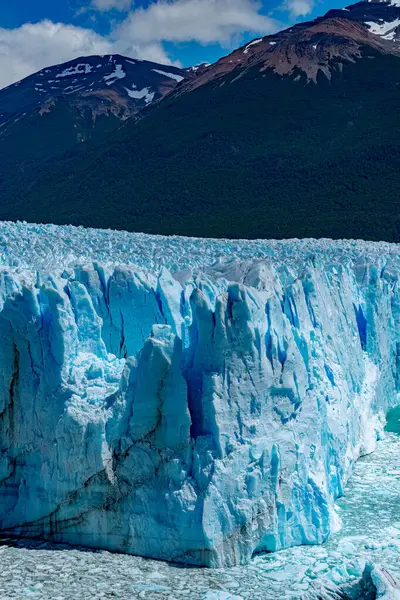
[2, 1, 400, 240]
[177, 2, 400, 91]
[0, 54, 187, 123]
[328, 0, 400, 41]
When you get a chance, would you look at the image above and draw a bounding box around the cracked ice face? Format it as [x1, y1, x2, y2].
[0, 221, 399, 567]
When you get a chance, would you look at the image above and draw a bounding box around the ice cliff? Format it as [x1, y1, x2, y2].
[0, 222, 399, 567]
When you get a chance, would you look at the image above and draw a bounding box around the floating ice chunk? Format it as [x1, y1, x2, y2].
[336, 540, 357, 556]
[371, 565, 400, 599]
[203, 592, 244, 600]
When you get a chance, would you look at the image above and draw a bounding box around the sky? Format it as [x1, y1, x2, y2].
[0, 0, 347, 88]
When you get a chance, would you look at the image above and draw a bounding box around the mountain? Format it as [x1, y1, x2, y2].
[0, 54, 187, 123]
[178, 2, 400, 88]
[2, 1, 400, 240]
[327, 0, 400, 41]
[0, 222, 397, 567]
[0, 54, 188, 185]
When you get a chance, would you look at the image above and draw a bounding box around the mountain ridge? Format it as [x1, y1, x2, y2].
[175, 1, 400, 91]
[0, 54, 188, 120]
[2, 1, 400, 241]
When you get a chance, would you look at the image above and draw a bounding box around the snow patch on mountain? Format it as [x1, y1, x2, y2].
[375, 0, 400, 6]
[243, 39, 263, 54]
[152, 69, 184, 82]
[104, 64, 126, 85]
[187, 63, 211, 72]
[125, 86, 155, 103]
[365, 17, 400, 39]
[56, 63, 93, 78]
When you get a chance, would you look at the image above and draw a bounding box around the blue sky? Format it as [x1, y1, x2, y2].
[0, 0, 347, 88]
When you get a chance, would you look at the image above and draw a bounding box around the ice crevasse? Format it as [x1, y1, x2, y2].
[0, 222, 399, 568]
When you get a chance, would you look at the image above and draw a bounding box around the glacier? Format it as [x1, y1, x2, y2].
[306, 563, 400, 600]
[0, 221, 399, 568]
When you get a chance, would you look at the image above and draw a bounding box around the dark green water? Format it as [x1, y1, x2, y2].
[385, 405, 400, 434]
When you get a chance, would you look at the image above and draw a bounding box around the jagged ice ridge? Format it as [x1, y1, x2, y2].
[0, 221, 399, 567]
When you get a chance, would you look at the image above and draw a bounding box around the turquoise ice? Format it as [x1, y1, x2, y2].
[0, 222, 399, 568]
[0, 422, 398, 598]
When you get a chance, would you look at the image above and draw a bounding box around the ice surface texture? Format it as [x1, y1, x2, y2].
[0, 222, 399, 567]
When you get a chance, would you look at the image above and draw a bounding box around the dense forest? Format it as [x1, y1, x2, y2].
[2, 48, 400, 241]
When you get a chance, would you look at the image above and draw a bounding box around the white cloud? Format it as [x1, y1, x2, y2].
[91, 0, 131, 12]
[286, 0, 314, 17]
[118, 42, 179, 65]
[0, 21, 114, 88]
[0, 20, 174, 89]
[116, 0, 277, 46]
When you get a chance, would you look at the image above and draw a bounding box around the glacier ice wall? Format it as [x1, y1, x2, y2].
[0, 222, 399, 567]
